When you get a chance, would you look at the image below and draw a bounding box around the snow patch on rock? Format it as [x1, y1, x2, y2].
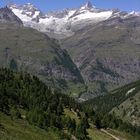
[126, 88, 135, 96]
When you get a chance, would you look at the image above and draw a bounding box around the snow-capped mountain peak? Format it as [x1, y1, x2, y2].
[9, 3, 38, 12]
[23, 3, 36, 9]
[8, 2, 114, 38]
[80, 1, 95, 10]
[0, 6, 23, 26]
[9, 3, 42, 22]
[129, 11, 140, 16]
[8, 1, 139, 39]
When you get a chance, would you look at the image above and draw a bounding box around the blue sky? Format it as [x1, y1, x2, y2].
[0, 0, 140, 12]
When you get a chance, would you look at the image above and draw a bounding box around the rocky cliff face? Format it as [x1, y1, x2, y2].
[0, 6, 85, 97]
[9, 2, 140, 40]
[61, 16, 140, 100]
[0, 6, 23, 26]
[0, 23, 84, 95]
[9, 2, 114, 39]
[1, 2, 140, 100]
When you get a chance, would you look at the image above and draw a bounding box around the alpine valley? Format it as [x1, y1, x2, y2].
[8, 1, 140, 100]
[0, 1, 140, 140]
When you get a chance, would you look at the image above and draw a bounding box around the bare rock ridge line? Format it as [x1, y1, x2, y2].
[0, 7, 85, 95]
[0, 6, 23, 26]
[8, 1, 140, 39]
[1, 2, 140, 100]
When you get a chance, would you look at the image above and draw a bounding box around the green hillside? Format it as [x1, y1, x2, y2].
[61, 16, 140, 98]
[0, 108, 136, 140]
[0, 68, 139, 140]
[0, 23, 85, 96]
[0, 112, 60, 140]
[111, 89, 140, 127]
[84, 80, 140, 114]
[83, 80, 140, 138]
[84, 80, 140, 126]
[0, 68, 91, 139]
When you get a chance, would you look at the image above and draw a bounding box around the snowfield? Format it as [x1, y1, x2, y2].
[9, 2, 140, 39]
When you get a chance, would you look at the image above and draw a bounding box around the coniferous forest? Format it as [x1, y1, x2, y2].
[0, 68, 90, 140]
[0, 68, 140, 140]
[0, 1, 140, 139]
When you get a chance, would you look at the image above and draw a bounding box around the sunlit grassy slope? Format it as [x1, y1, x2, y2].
[0, 112, 60, 140]
[64, 109, 130, 140]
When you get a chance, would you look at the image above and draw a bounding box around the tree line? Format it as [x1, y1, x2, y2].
[0, 68, 90, 140]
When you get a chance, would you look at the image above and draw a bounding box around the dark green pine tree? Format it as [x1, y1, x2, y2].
[81, 115, 90, 129]
[95, 117, 102, 129]
[10, 58, 18, 71]
[57, 100, 64, 115]
[76, 117, 90, 140]
[0, 91, 9, 114]
[71, 119, 76, 134]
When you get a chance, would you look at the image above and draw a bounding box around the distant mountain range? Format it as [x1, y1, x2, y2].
[62, 13, 140, 100]
[8, 1, 140, 39]
[0, 7, 85, 96]
[0, 3, 140, 139]
[0, 1, 140, 101]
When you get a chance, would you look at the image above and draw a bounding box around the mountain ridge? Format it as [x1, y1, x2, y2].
[0, 20, 85, 96]
[3, 2, 140, 99]
[8, 1, 140, 39]
[0, 6, 23, 26]
[61, 14, 140, 100]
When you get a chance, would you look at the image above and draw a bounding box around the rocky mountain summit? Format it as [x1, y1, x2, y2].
[9, 1, 140, 39]
[0, 1, 140, 100]
[62, 15, 140, 100]
[8, 2, 112, 38]
[0, 6, 85, 96]
[0, 6, 22, 26]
